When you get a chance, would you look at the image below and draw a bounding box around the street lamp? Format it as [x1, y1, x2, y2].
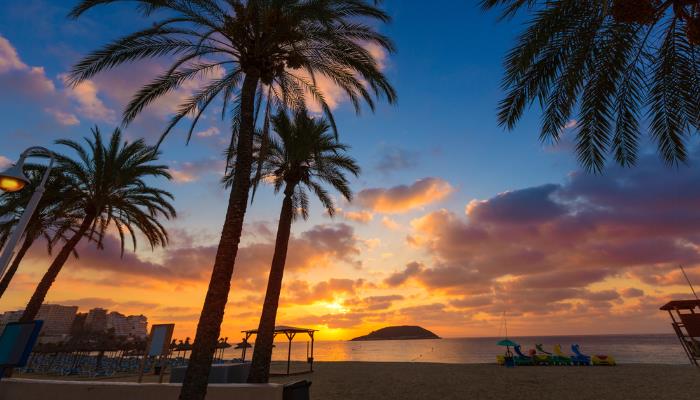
[0, 147, 56, 280]
[0, 162, 30, 193]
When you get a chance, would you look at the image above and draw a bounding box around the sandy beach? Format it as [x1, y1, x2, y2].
[272, 362, 700, 400]
[13, 362, 700, 400]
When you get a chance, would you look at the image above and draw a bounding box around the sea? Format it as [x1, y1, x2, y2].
[223, 334, 690, 365]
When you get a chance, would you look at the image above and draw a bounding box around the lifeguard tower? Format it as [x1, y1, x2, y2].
[660, 299, 700, 366]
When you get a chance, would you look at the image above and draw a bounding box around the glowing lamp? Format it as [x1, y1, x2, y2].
[0, 163, 30, 192]
[0, 146, 55, 285]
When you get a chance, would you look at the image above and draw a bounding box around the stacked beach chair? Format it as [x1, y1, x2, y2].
[497, 343, 615, 366]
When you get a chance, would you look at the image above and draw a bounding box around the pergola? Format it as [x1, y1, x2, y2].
[240, 326, 317, 375]
[660, 299, 700, 366]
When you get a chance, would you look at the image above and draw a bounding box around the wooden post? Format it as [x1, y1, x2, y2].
[242, 333, 252, 361]
[137, 354, 147, 383]
[158, 353, 170, 384]
[309, 331, 315, 372]
[285, 332, 296, 375]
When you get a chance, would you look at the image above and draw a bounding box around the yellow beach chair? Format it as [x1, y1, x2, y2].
[592, 354, 616, 366]
[552, 344, 572, 365]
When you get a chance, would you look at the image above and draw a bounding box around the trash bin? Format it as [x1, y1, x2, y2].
[283, 380, 312, 400]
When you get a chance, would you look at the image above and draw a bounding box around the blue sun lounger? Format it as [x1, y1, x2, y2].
[571, 344, 591, 365]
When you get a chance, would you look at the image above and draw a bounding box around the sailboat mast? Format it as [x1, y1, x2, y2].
[679, 265, 699, 300]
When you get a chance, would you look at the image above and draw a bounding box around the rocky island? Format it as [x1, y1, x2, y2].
[350, 325, 440, 341]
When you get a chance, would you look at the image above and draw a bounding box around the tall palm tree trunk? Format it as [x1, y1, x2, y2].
[0, 236, 34, 299]
[247, 188, 295, 383]
[19, 214, 94, 323]
[179, 72, 260, 400]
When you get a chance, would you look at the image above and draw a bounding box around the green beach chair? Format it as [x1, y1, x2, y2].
[528, 344, 551, 365]
[535, 344, 558, 365]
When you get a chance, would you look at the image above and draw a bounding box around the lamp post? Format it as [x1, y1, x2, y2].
[0, 146, 56, 280]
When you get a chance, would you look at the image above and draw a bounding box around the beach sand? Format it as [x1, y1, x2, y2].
[14, 362, 700, 399]
[271, 362, 700, 400]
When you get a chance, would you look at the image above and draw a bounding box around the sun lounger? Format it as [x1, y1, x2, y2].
[552, 344, 572, 365]
[513, 345, 535, 366]
[591, 354, 616, 366]
[531, 344, 551, 365]
[570, 344, 591, 366]
[536, 344, 567, 365]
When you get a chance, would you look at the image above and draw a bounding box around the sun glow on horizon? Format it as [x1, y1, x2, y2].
[323, 299, 349, 314]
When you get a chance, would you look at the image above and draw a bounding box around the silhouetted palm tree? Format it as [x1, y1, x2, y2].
[0, 165, 80, 299]
[246, 110, 359, 383]
[19, 127, 176, 323]
[68, 2, 394, 398]
[482, 0, 700, 172]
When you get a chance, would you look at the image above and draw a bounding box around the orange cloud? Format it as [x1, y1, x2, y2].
[384, 262, 423, 287]
[354, 177, 453, 214]
[0, 35, 112, 126]
[363, 42, 388, 70]
[395, 157, 700, 321]
[343, 295, 404, 312]
[0, 35, 25, 72]
[170, 169, 197, 183]
[60, 74, 116, 123]
[44, 108, 80, 126]
[195, 126, 220, 138]
[343, 210, 374, 223]
[22, 222, 362, 290]
[284, 278, 366, 305]
[169, 159, 226, 184]
[0, 35, 56, 102]
[381, 216, 401, 230]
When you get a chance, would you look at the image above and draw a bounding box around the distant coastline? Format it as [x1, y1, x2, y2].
[350, 325, 441, 341]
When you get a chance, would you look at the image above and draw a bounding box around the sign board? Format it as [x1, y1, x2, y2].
[0, 320, 43, 368]
[138, 323, 175, 383]
[147, 324, 175, 357]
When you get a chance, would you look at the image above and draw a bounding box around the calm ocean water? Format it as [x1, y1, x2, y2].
[223, 334, 690, 364]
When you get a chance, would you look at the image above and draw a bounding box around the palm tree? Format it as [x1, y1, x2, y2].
[0, 165, 80, 299]
[18, 127, 176, 323]
[481, 0, 700, 172]
[68, 2, 395, 397]
[244, 110, 359, 383]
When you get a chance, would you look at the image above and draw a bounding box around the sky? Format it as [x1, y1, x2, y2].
[1, 0, 699, 341]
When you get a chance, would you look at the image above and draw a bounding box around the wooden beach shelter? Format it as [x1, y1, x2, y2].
[240, 326, 317, 375]
[660, 300, 700, 366]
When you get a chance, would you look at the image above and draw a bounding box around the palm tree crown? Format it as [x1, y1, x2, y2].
[482, 0, 700, 172]
[19, 127, 176, 323]
[68, 0, 396, 144]
[55, 127, 176, 253]
[260, 110, 359, 216]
